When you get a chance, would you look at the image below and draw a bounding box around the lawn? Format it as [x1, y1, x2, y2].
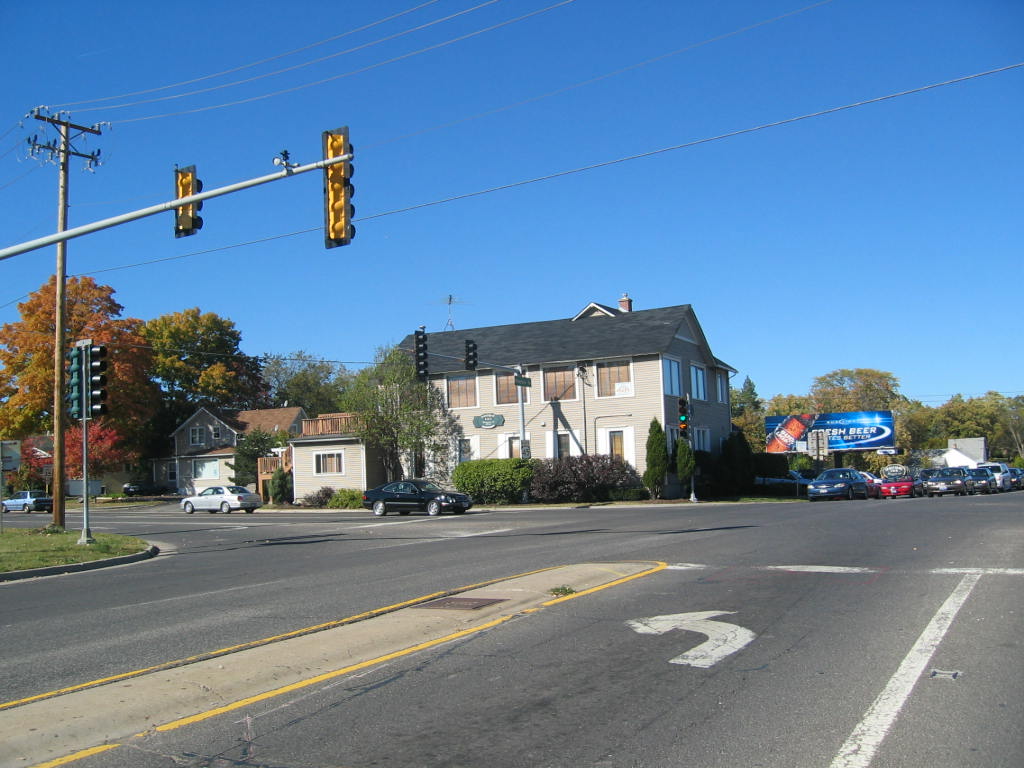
[0, 526, 150, 574]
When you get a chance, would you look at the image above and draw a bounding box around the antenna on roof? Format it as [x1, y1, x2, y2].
[440, 294, 469, 331]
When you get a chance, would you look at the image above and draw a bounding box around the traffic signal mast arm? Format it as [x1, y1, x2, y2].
[0, 152, 352, 262]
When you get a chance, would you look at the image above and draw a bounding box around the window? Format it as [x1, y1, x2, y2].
[168, 466, 177, 482]
[662, 358, 681, 397]
[690, 365, 707, 400]
[716, 371, 728, 403]
[693, 428, 710, 452]
[507, 435, 521, 458]
[609, 430, 624, 460]
[554, 433, 571, 458]
[192, 458, 218, 479]
[543, 366, 576, 401]
[315, 452, 344, 475]
[212, 425, 221, 440]
[495, 372, 528, 405]
[447, 375, 477, 408]
[596, 360, 632, 398]
[189, 427, 205, 446]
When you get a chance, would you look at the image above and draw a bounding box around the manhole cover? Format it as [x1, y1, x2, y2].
[415, 597, 507, 611]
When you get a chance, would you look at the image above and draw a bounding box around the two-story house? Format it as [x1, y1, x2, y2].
[153, 406, 307, 494]
[399, 296, 735, 481]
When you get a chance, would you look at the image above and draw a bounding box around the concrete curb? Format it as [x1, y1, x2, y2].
[0, 544, 160, 582]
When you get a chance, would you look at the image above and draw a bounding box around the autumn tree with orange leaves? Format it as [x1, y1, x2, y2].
[0, 276, 159, 455]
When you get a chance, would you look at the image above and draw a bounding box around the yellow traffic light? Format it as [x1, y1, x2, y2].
[323, 127, 354, 248]
[174, 165, 204, 238]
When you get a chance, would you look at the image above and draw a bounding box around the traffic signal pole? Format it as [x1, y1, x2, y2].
[0, 152, 352, 262]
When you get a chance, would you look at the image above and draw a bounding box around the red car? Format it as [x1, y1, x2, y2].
[859, 471, 883, 499]
[881, 475, 922, 498]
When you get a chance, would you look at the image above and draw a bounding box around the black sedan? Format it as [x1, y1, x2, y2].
[362, 479, 473, 516]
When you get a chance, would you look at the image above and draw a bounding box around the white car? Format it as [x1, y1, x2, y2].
[977, 462, 1012, 492]
[181, 485, 263, 514]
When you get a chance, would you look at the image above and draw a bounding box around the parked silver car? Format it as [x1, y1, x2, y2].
[977, 462, 1012, 491]
[920, 467, 974, 497]
[181, 485, 262, 514]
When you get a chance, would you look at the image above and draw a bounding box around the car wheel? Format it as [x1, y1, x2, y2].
[23, 504, 31, 513]
[372, 500, 387, 517]
[184, 502, 195, 514]
[427, 500, 442, 516]
[245, 508, 254, 513]
[220, 502, 231, 514]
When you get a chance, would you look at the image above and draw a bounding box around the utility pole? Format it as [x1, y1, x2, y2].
[28, 109, 103, 527]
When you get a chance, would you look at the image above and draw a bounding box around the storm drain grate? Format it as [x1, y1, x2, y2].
[415, 597, 508, 611]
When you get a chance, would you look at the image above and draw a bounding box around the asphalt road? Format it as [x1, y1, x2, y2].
[1, 492, 1021, 768]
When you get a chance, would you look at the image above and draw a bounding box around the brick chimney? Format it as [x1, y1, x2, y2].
[618, 293, 633, 313]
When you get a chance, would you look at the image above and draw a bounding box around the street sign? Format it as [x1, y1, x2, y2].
[521, 440, 531, 459]
[514, 376, 532, 388]
[807, 430, 829, 459]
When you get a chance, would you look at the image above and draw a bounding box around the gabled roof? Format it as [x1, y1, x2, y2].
[402, 302, 731, 374]
[172, 406, 307, 436]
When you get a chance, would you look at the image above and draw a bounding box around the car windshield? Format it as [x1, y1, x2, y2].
[816, 470, 849, 480]
[919, 469, 943, 478]
[969, 469, 989, 477]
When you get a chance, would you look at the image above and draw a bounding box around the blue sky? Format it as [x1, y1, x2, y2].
[1, 0, 1021, 407]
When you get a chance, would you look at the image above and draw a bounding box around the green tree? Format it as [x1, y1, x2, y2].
[262, 351, 350, 416]
[730, 376, 763, 419]
[642, 418, 669, 499]
[809, 368, 903, 412]
[269, 467, 293, 504]
[227, 428, 278, 487]
[143, 308, 267, 420]
[675, 437, 696, 494]
[716, 431, 753, 494]
[341, 347, 459, 482]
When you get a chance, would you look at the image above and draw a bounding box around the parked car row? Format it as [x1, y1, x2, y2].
[804, 463, 1023, 502]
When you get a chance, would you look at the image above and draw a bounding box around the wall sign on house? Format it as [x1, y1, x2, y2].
[473, 413, 505, 429]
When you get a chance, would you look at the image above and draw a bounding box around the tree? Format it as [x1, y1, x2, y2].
[0, 276, 158, 452]
[675, 437, 695, 495]
[730, 376, 763, 419]
[227, 428, 278, 487]
[341, 347, 459, 482]
[809, 368, 903, 413]
[64, 422, 136, 478]
[269, 466, 293, 504]
[642, 418, 668, 499]
[262, 351, 350, 416]
[142, 308, 267, 439]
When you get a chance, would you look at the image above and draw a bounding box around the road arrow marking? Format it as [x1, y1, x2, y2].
[626, 611, 756, 668]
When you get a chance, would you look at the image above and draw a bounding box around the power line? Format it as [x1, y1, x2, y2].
[107, 0, 579, 124]
[19, 60, 1018, 285]
[72, 0, 505, 115]
[49, 0, 444, 109]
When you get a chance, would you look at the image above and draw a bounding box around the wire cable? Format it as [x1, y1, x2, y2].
[74, 0, 506, 114]
[49, 0, 445, 109]
[106, 0, 579, 123]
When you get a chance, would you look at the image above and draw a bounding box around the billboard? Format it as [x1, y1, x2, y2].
[764, 411, 895, 453]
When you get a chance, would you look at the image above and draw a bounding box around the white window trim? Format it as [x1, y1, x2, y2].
[192, 457, 219, 480]
[594, 359, 635, 399]
[499, 432, 531, 459]
[314, 451, 345, 475]
[189, 427, 205, 446]
[546, 429, 583, 458]
[596, 425, 636, 468]
[662, 357, 682, 398]
[693, 427, 711, 452]
[716, 370, 729, 404]
[446, 374, 479, 410]
[456, 435, 480, 463]
[493, 371, 530, 407]
[212, 425, 222, 440]
[690, 364, 708, 401]
[541, 366, 580, 403]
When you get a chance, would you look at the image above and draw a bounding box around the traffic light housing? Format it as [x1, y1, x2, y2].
[323, 127, 355, 248]
[678, 395, 690, 436]
[67, 347, 84, 420]
[464, 339, 478, 371]
[87, 345, 108, 417]
[414, 329, 429, 380]
[174, 165, 204, 238]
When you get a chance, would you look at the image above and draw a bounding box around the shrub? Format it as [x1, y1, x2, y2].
[269, 468, 293, 504]
[752, 452, 789, 478]
[327, 488, 364, 509]
[451, 459, 533, 504]
[643, 419, 669, 499]
[302, 486, 335, 508]
[530, 455, 643, 503]
[608, 487, 650, 501]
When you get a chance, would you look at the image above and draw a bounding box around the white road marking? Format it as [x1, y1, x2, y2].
[829, 572, 982, 768]
[626, 611, 756, 668]
[765, 565, 879, 574]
